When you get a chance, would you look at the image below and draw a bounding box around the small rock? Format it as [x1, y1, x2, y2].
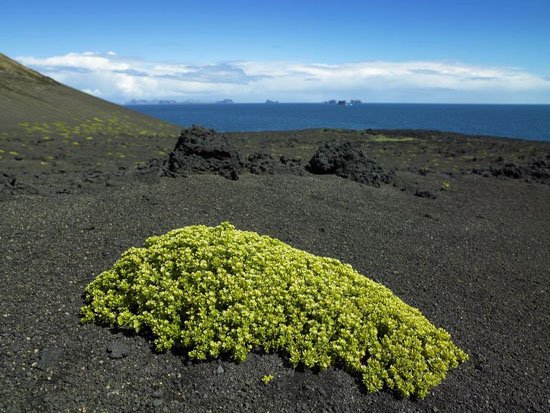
[216, 365, 225, 375]
[414, 189, 437, 199]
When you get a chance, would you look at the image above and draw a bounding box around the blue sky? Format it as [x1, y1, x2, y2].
[2, 0, 549, 103]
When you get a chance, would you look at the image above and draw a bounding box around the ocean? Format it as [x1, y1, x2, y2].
[127, 103, 550, 142]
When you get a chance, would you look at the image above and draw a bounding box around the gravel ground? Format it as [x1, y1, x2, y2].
[1, 132, 549, 412]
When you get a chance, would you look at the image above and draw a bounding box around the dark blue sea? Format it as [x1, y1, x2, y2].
[127, 103, 550, 142]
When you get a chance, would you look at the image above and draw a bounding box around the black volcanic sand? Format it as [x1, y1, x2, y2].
[1, 128, 550, 412]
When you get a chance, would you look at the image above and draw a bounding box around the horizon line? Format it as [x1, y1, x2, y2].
[123, 101, 550, 105]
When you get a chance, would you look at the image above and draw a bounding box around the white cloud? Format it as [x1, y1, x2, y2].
[16, 52, 550, 103]
[81, 88, 103, 96]
[20, 52, 130, 72]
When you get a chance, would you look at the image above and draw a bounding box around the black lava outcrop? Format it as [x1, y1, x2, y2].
[246, 152, 304, 175]
[163, 126, 305, 180]
[307, 141, 394, 187]
[152, 128, 393, 185]
[165, 126, 244, 180]
[473, 158, 550, 184]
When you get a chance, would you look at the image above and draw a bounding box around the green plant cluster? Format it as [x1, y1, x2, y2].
[261, 374, 275, 384]
[81, 222, 467, 398]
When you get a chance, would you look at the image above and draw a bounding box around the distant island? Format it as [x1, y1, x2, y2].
[125, 99, 238, 105]
[126, 99, 178, 105]
[323, 99, 362, 105]
[124, 98, 364, 105]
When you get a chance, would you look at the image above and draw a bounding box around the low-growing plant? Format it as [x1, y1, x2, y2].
[81, 222, 468, 398]
[261, 374, 274, 385]
[370, 135, 416, 143]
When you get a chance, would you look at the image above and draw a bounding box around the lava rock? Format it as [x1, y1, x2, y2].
[246, 152, 304, 175]
[1, 171, 16, 187]
[474, 158, 550, 183]
[135, 158, 165, 182]
[246, 152, 279, 175]
[527, 158, 550, 181]
[414, 189, 437, 199]
[491, 163, 523, 179]
[165, 125, 244, 180]
[307, 141, 393, 187]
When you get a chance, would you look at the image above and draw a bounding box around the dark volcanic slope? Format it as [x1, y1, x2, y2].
[0, 52, 180, 173]
[0, 53, 179, 137]
[0, 129, 549, 412]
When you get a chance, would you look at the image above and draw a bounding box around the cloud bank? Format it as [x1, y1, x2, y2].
[17, 52, 550, 104]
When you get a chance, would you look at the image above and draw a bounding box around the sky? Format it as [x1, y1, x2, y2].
[2, 0, 550, 103]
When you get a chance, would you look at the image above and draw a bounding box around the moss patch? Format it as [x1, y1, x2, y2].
[81, 222, 467, 398]
[369, 135, 416, 142]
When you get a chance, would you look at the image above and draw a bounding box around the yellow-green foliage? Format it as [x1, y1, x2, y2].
[262, 374, 275, 384]
[17, 115, 174, 140]
[81, 222, 467, 398]
[369, 135, 416, 143]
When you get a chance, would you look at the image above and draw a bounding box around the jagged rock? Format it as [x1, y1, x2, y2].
[165, 126, 244, 180]
[526, 158, 550, 181]
[307, 141, 393, 187]
[473, 158, 550, 183]
[490, 163, 523, 179]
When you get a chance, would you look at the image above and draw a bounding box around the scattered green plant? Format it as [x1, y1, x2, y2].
[81, 222, 468, 398]
[261, 374, 275, 385]
[441, 181, 451, 191]
[16, 114, 175, 141]
[370, 135, 416, 143]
